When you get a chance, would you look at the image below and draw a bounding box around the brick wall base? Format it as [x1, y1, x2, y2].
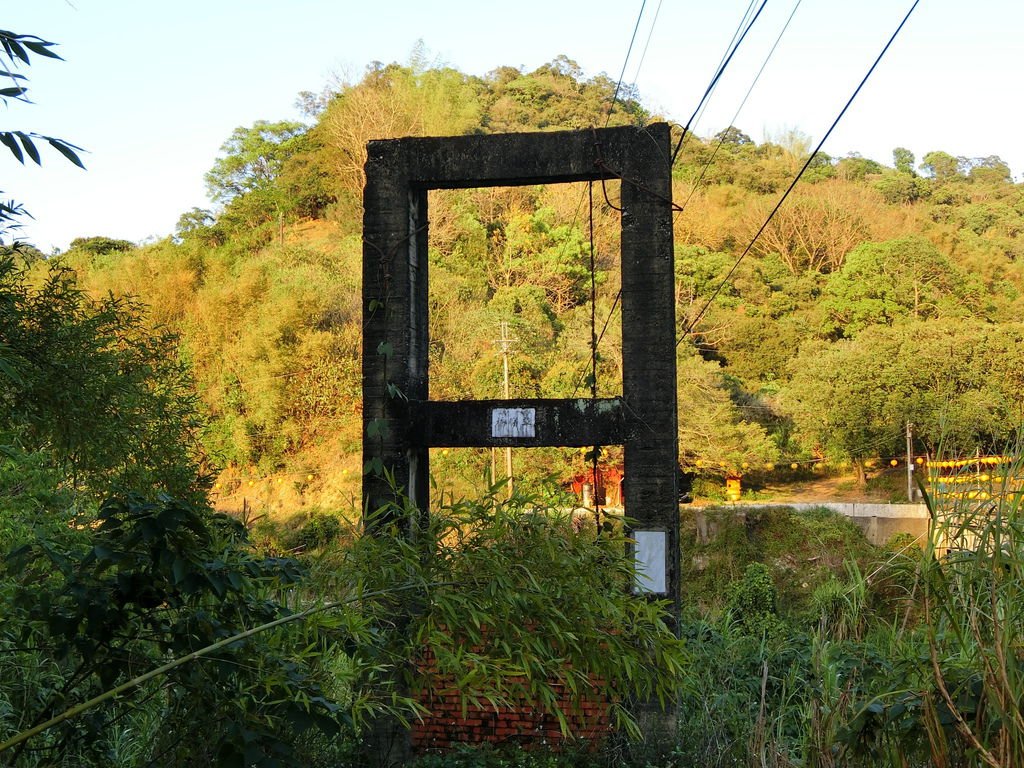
[411, 685, 611, 752]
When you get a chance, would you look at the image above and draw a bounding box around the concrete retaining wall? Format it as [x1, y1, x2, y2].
[699, 502, 930, 546]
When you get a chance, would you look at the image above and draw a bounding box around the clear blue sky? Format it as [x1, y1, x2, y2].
[7, 0, 1022, 253]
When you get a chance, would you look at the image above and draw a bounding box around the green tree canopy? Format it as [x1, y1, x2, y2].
[173, 206, 221, 245]
[29, 49, 1024, 493]
[873, 169, 927, 204]
[0, 256, 202, 496]
[892, 147, 915, 175]
[920, 150, 964, 181]
[204, 120, 306, 204]
[784, 320, 1024, 479]
[966, 155, 1012, 185]
[820, 237, 977, 338]
[677, 349, 779, 475]
[714, 125, 754, 146]
[68, 235, 136, 254]
[836, 153, 883, 181]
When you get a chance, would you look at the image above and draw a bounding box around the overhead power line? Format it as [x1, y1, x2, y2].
[573, 0, 766, 396]
[671, 0, 770, 165]
[561, 0, 656, 400]
[607, 0, 649, 123]
[672, 0, 758, 155]
[680, 0, 922, 344]
[677, 0, 804, 215]
[627, 0, 664, 96]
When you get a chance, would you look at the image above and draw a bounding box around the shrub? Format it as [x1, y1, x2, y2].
[290, 512, 345, 551]
[725, 563, 781, 636]
[0, 493, 345, 766]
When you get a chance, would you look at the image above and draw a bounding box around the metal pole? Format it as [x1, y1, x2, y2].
[500, 322, 513, 498]
[906, 421, 914, 501]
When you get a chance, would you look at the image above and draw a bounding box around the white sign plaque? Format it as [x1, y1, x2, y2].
[490, 408, 536, 439]
[633, 530, 668, 594]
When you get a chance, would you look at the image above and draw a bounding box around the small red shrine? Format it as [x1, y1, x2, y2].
[567, 465, 625, 507]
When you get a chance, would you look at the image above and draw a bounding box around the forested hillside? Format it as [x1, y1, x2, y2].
[48, 56, 1024, 510]
[12, 33, 1024, 766]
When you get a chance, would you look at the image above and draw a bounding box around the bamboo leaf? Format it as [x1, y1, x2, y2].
[0, 132, 23, 163]
[23, 39, 62, 60]
[15, 131, 40, 164]
[46, 137, 86, 169]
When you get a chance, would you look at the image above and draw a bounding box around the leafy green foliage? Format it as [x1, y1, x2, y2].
[411, 742, 598, 767]
[0, 252, 353, 766]
[966, 155, 1012, 185]
[0, 129, 82, 168]
[921, 150, 965, 180]
[205, 120, 307, 205]
[725, 563, 781, 636]
[682, 506, 875, 618]
[829, 449, 1024, 767]
[820, 237, 976, 338]
[68, 235, 136, 254]
[204, 120, 305, 204]
[287, 511, 346, 551]
[339, 489, 687, 740]
[1, 484, 694, 764]
[669, 462, 1024, 767]
[0, 492, 348, 766]
[785, 320, 1024, 468]
[46, 51, 1021, 486]
[203, 120, 316, 243]
[677, 348, 779, 475]
[483, 55, 647, 132]
[10, 40, 1024, 764]
[913, 456, 1024, 765]
[0, 256, 203, 496]
[892, 147, 915, 175]
[873, 168, 928, 204]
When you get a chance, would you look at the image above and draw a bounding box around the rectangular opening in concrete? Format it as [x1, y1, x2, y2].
[426, 183, 624, 405]
[429, 445, 588, 502]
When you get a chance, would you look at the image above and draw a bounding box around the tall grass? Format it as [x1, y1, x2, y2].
[916, 444, 1024, 767]
[673, 466, 1024, 768]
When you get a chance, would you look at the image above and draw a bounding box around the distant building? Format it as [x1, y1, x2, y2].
[567, 464, 624, 507]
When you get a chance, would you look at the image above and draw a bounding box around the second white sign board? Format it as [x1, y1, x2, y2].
[633, 530, 667, 594]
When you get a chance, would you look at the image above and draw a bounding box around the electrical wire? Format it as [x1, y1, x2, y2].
[676, 0, 804, 216]
[671, 0, 759, 161]
[560, 0, 656, 399]
[607, 0, 649, 125]
[671, 0, 770, 165]
[679, 0, 922, 344]
[589, 180, 598, 401]
[567, 0, 653, 225]
[716, 0, 761, 80]
[627, 0, 664, 98]
[571, 0, 768, 396]
[588, 180, 602, 531]
[554, 0, 652, 297]
[674, 0, 756, 149]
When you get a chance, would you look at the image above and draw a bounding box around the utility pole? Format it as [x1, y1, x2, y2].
[906, 421, 914, 502]
[498, 321, 514, 497]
